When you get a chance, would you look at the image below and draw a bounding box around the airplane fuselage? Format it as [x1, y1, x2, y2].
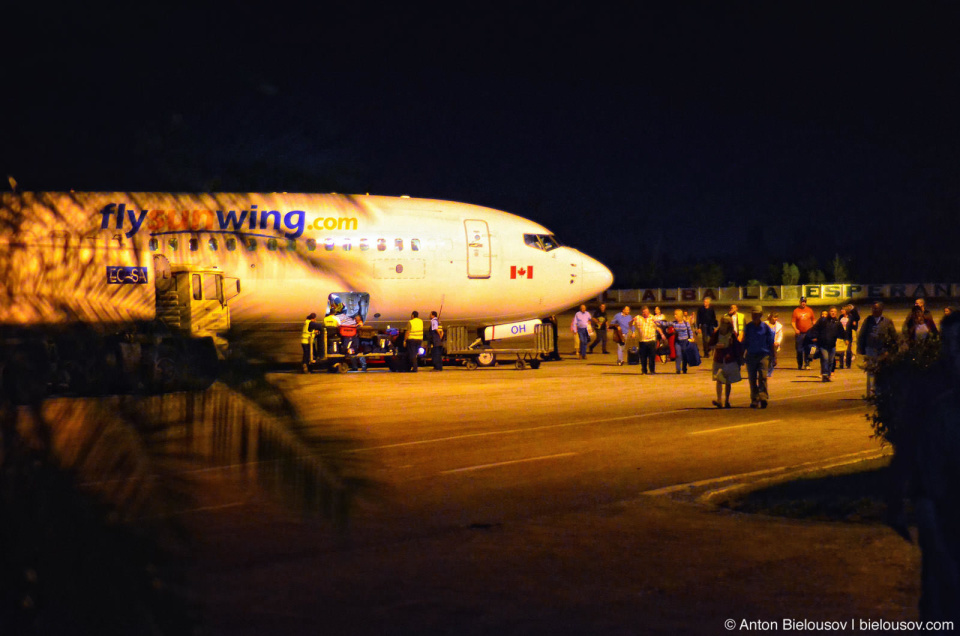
[0, 192, 613, 327]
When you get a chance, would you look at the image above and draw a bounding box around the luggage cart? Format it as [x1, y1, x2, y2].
[309, 327, 399, 373]
[442, 324, 552, 370]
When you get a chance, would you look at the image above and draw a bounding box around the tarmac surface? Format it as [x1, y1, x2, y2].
[187, 309, 925, 635]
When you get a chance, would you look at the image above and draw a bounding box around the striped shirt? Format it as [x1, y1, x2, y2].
[670, 320, 694, 340]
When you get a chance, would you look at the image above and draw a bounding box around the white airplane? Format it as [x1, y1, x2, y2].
[0, 192, 612, 329]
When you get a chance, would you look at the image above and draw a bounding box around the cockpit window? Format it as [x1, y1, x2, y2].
[523, 233, 562, 252]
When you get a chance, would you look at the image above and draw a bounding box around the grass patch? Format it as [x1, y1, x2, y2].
[721, 457, 900, 524]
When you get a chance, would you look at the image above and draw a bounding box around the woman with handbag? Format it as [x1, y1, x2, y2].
[709, 315, 743, 408]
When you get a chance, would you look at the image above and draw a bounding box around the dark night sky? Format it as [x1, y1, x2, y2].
[5, 2, 960, 285]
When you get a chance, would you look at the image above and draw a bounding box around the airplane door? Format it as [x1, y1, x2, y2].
[153, 254, 172, 291]
[464, 219, 491, 279]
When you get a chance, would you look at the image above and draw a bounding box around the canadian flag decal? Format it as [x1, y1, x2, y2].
[510, 265, 534, 279]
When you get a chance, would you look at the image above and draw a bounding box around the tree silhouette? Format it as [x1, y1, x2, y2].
[1, 192, 368, 634]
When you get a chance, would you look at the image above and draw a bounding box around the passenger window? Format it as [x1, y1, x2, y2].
[189, 238, 199, 251]
[149, 238, 159, 251]
[306, 238, 317, 251]
[246, 238, 257, 251]
[377, 238, 386, 252]
[267, 238, 278, 251]
[394, 238, 403, 251]
[325, 238, 335, 251]
[168, 237, 179, 250]
[411, 238, 420, 251]
[208, 238, 218, 251]
[226, 238, 237, 251]
[342, 239, 351, 251]
[359, 238, 370, 251]
[192, 274, 202, 300]
[286, 239, 297, 251]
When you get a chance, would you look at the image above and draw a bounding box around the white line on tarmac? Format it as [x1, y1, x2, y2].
[702, 451, 889, 502]
[440, 452, 578, 474]
[688, 419, 782, 435]
[347, 410, 688, 453]
[349, 387, 863, 454]
[641, 449, 886, 496]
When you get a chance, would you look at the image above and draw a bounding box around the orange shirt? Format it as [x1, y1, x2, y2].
[792, 306, 816, 333]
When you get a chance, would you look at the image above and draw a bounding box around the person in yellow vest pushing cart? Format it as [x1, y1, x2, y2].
[301, 312, 322, 374]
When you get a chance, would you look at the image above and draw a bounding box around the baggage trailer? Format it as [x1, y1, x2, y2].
[308, 326, 400, 373]
[307, 321, 553, 373]
[443, 324, 552, 370]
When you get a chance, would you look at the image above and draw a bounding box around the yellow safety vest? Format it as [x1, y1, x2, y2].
[407, 317, 424, 340]
[301, 319, 315, 345]
[731, 312, 744, 335]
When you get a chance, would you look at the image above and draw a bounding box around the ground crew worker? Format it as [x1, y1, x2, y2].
[429, 310, 444, 371]
[728, 304, 745, 342]
[349, 315, 368, 372]
[301, 312, 321, 373]
[406, 310, 424, 372]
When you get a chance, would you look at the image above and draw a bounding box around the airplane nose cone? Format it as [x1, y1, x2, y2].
[582, 254, 613, 297]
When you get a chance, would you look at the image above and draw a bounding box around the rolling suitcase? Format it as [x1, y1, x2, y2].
[627, 346, 640, 365]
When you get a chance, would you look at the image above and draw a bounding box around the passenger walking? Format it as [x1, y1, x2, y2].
[843, 303, 860, 369]
[609, 306, 634, 366]
[835, 308, 851, 370]
[857, 302, 898, 397]
[742, 306, 775, 408]
[766, 312, 783, 377]
[634, 306, 665, 375]
[809, 307, 844, 382]
[904, 304, 939, 343]
[696, 297, 718, 356]
[669, 309, 695, 374]
[710, 315, 742, 408]
[571, 304, 592, 359]
[588, 303, 610, 354]
[429, 310, 444, 371]
[301, 312, 322, 374]
[791, 296, 816, 369]
[406, 310, 424, 372]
